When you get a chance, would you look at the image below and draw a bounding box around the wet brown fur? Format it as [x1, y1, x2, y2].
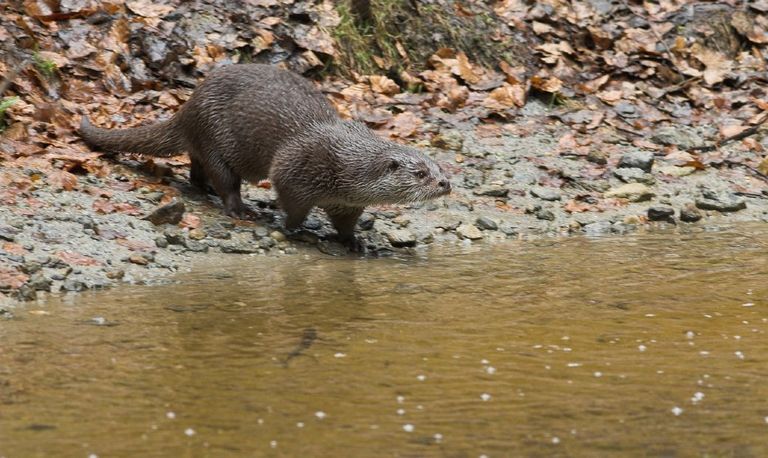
[80, 64, 451, 239]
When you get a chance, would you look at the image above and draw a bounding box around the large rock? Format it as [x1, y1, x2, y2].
[618, 151, 654, 173]
[385, 229, 417, 247]
[695, 191, 746, 212]
[647, 206, 675, 222]
[457, 224, 483, 240]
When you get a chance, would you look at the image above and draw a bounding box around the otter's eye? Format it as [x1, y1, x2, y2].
[389, 160, 400, 171]
[414, 170, 427, 179]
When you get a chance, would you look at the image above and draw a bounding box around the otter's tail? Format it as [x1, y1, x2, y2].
[79, 115, 184, 157]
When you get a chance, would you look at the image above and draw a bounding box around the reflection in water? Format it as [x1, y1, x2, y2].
[1, 224, 768, 456]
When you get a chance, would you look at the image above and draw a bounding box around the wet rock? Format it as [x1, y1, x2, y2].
[184, 241, 209, 253]
[586, 150, 608, 165]
[530, 186, 562, 201]
[695, 191, 746, 213]
[583, 221, 613, 235]
[220, 239, 259, 254]
[206, 224, 232, 239]
[358, 213, 375, 230]
[155, 237, 169, 248]
[252, 225, 270, 238]
[15, 285, 37, 301]
[258, 237, 276, 249]
[535, 209, 555, 221]
[473, 185, 509, 198]
[188, 228, 207, 240]
[27, 272, 52, 291]
[605, 183, 655, 202]
[105, 269, 125, 280]
[611, 222, 636, 234]
[62, 279, 87, 292]
[613, 168, 655, 185]
[164, 228, 185, 245]
[680, 203, 703, 222]
[144, 199, 185, 225]
[651, 126, 704, 150]
[618, 150, 654, 173]
[457, 224, 483, 240]
[475, 216, 498, 231]
[648, 206, 675, 222]
[500, 224, 519, 236]
[385, 229, 417, 247]
[270, 231, 287, 243]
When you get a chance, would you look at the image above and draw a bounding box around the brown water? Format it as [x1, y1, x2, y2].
[2, 224, 768, 457]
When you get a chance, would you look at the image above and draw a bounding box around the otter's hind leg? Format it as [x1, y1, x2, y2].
[192, 149, 251, 219]
[189, 157, 208, 190]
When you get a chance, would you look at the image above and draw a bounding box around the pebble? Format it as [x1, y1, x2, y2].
[128, 254, 151, 265]
[651, 126, 704, 150]
[618, 150, 654, 173]
[613, 167, 655, 185]
[535, 208, 555, 221]
[680, 203, 703, 222]
[164, 229, 185, 245]
[220, 239, 260, 254]
[473, 185, 509, 198]
[583, 221, 613, 235]
[270, 231, 287, 242]
[605, 183, 655, 202]
[188, 228, 207, 240]
[586, 150, 607, 165]
[475, 216, 498, 231]
[384, 229, 417, 247]
[155, 236, 169, 248]
[530, 186, 562, 201]
[457, 224, 483, 240]
[144, 199, 185, 225]
[184, 241, 209, 253]
[647, 206, 675, 222]
[0, 226, 20, 242]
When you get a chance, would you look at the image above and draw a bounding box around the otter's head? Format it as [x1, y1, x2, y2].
[352, 143, 451, 205]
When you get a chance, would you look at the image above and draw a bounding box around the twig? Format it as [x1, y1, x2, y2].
[689, 110, 768, 153]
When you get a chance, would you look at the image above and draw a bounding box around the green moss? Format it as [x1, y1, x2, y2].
[0, 96, 19, 132]
[33, 53, 57, 78]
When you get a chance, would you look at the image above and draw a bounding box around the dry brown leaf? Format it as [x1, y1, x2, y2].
[48, 170, 78, 191]
[387, 112, 423, 138]
[720, 124, 748, 138]
[530, 76, 562, 93]
[486, 83, 526, 108]
[180, 213, 202, 229]
[369, 75, 400, 96]
[125, 1, 174, 18]
[692, 45, 732, 86]
[455, 52, 480, 84]
[56, 251, 102, 266]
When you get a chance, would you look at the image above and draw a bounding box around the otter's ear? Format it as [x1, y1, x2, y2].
[388, 159, 400, 171]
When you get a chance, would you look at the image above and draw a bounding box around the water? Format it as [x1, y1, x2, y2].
[2, 224, 767, 456]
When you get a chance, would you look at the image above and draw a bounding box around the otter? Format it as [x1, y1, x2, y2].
[80, 64, 451, 242]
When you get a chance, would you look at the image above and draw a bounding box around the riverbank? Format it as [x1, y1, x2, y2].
[2, 98, 767, 303]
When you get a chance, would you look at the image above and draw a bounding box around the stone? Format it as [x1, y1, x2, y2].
[583, 221, 613, 235]
[128, 254, 151, 265]
[430, 131, 463, 151]
[258, 237, 276, 249]
[613, 167, 656, 185]
[385, 229, 417, 247]
[680, 203, 703, 222]
[535, 209, 555, 221]
[586, 150, 608, 165]
[21, 262, 42, 274]
[651, 126, 704, 150]
[647, 206, 675, 221]
[220, 240, 259, 254]
[530, 186, 562, 201]
[0, 226, 20, 242]
[155, 236, 169, 248]
[475, 216, 498, 231]
[105, 269, 125, 280]
[473, 185, 509, 198]
[188, 228, 207, 240]
[164, 228, 185, 245]
[658, 166, 696, 177]
[457, 224, 483, 240]
[605, 183, 655, 202]
[618, 151, 654, 173]
[184, 241, 209, 252]
[358, 213, 375, 230]
[27, 272, 52, 291]
[62, 279, 86, 292]
[695, 191, 746, 213]
[144, 199, 185, 225]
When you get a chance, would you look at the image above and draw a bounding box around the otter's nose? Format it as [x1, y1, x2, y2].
[438, 179, 451, 192]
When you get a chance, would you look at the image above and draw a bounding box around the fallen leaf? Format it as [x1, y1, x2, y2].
[56, 251, 102, 266]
